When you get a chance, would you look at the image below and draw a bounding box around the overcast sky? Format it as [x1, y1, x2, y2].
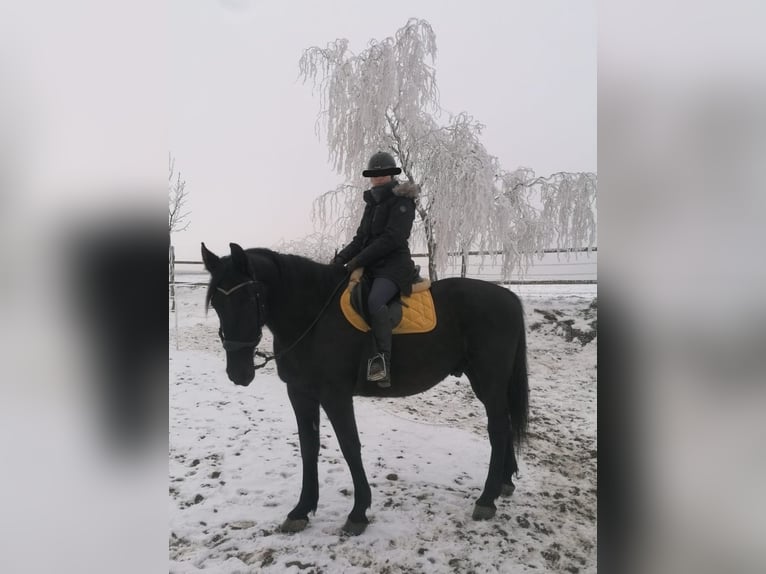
[170, 0, 596, 260]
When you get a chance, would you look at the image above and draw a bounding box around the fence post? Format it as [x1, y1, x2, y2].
[170, 244, 180, 350]
[169, 244, 176, 311]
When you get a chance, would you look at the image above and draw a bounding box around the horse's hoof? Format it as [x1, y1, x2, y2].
[472, 504, 496, 520]
[280, 518, 308, 533]
[501, 483, 516, 497]
[341, 519, 368, 536]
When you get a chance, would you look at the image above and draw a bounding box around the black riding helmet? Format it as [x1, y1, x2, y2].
[362, 151, 402, 177]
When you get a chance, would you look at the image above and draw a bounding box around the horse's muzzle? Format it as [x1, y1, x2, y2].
[227, 366, 255, 386]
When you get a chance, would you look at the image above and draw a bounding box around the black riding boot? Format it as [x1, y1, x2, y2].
[367, 307, 392, 388]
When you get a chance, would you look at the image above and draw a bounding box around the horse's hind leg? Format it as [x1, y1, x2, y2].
[502, 416, 518, 497]
[281, 386, 320, 533]
[473, 398, 511, 520]
[321, 392, 372, 535]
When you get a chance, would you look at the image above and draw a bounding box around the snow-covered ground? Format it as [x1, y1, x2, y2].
[170, 285, 597, 573]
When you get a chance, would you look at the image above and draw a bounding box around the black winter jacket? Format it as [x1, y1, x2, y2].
[335, 180, 419, 296]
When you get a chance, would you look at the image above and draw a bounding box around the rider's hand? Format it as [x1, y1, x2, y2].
[344, 258, 359, 271]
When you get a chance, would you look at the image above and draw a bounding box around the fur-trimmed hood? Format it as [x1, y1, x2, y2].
[392, 181, 420, 199]
[364, 180, 420, 204]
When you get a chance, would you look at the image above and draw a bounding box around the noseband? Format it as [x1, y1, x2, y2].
[214, 280, 267, 351]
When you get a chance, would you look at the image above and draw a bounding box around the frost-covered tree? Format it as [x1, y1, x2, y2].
[301, 18, 596, 281]
[489, 168, 597, 278]
[272, 232, 338, 263]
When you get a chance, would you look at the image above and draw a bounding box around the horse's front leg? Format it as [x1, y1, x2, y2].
[281, 385, 320, 533]
[321, 391, 372, 535]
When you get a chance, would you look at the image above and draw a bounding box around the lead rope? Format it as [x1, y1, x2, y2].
[253, 273, 350, 371]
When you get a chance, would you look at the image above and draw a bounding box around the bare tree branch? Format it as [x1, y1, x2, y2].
[169, 153, 191, 233]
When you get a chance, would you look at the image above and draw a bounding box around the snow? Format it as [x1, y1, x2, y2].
[170, 285, 596, 573]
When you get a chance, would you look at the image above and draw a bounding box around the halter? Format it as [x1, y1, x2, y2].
[214, 280, 267, 351]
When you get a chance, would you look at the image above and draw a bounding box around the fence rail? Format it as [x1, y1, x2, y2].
[411, 247, 597, 258]
[175, 246, 596, 266]
[172, 280, 595, 287]
[172, 246, 596, 287]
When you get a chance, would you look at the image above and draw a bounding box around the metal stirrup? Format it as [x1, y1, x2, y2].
[366, 353, 388, 381]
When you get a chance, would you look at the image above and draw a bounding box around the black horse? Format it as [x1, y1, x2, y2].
[201, 242, 529, 535]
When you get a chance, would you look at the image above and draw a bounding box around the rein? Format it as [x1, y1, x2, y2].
[252, 273, 349, 371]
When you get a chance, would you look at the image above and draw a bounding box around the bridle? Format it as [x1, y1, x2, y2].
[213, 273, 349, 371]
[214, 280, 267, 352]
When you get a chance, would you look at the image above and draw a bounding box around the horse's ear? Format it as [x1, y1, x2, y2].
[201, 242, 220, 273]
[230, 243, 252, 275]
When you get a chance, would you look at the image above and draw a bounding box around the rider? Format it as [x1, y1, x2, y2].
[332, 151, 419, 388]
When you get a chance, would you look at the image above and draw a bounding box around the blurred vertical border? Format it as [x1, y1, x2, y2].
[0, 1, 168, 572]
[600, 1, 766, 573]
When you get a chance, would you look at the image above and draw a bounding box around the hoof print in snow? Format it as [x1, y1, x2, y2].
[193, 494, 204, 505]
[286, 560, 316, 570]
[260, 549, 276, 567]
[234, 551, 257, 565]
[190, 459, 200, 467]
[542, 548, 561, 565]
[208, 533, 227, 548]
[386, 473, 399, 481]
[229, 520, 256, 530]
[210, 471, 221, 479]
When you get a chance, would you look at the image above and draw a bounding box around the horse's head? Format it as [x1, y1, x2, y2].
[202, 242, 267, 387]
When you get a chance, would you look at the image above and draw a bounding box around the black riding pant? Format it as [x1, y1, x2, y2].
[367, 277, 399, 315]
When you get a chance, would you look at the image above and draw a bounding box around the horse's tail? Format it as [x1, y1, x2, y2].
[509, 303, 529, 447]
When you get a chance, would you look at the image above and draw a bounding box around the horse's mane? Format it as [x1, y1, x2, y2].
[250, 249, 344, 299]
[205, 248, 341, 311]
[247, 248, 333, 280]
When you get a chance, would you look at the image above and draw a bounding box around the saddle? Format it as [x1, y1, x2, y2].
[340, 268, 436, 334]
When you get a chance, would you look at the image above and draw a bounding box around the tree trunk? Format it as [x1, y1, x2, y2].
[425, 220, 438, 282]
[460, 249, 468, 278]
[413, 192, 439, 282]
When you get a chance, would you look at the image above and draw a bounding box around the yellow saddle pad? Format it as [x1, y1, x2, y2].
[340, 285, 437, 334]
